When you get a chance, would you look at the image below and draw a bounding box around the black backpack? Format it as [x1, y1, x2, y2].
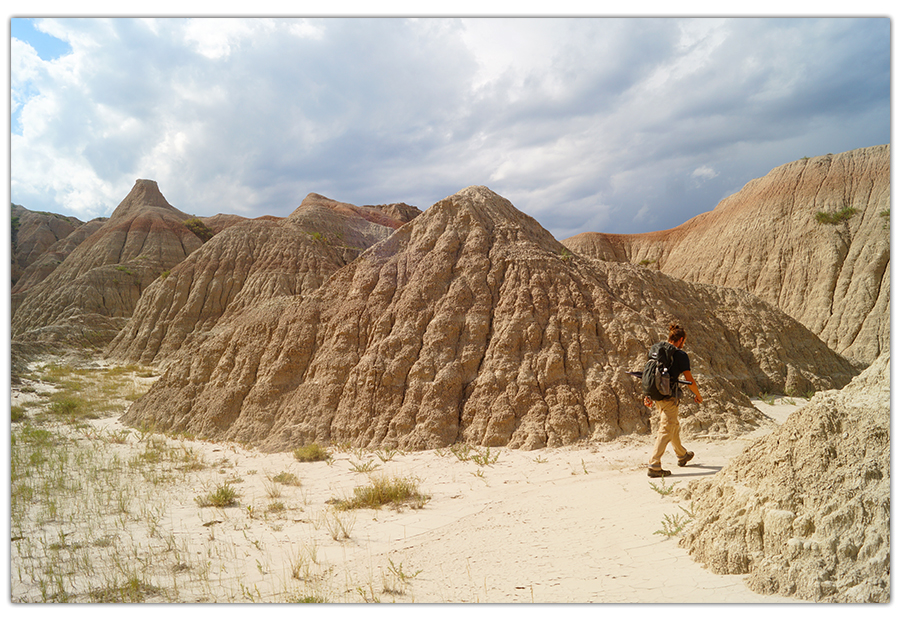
[641, 341, 678, 400]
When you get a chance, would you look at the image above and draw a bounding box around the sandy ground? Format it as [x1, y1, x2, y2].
[10, 358, 811, 605]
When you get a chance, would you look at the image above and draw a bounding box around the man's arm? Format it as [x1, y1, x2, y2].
[682, 370, 703, 403]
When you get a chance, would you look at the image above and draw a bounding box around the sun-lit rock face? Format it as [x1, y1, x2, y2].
[564, 145, 890, 367]
[680, 353, 890, 602]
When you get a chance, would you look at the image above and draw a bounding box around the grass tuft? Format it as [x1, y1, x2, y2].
[195, 483, 239, 508]
[332, 474, 429, 511]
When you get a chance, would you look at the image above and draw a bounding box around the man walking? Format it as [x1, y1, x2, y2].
[645, 323, 702, 478]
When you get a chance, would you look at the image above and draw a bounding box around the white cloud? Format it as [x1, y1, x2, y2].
[9, 17, 891, 236]
[691, 165, 719, 181]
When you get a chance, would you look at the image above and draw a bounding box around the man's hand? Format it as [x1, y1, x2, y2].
[693, 393, 703, 404]
[643, 396, 653, 408]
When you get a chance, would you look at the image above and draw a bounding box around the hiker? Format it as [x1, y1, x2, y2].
[645, 323, 702, 478]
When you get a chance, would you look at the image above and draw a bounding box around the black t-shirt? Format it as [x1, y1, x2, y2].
[671, 348, 690, 380]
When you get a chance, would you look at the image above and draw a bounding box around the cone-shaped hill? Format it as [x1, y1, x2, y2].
[563, 145, 890, 367]
[11, 180, 207, 347]
[106, 193, 421, 366]
[122, 186, 856, 452]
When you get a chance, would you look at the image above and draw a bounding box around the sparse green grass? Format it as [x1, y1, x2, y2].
[332, 474, 430, 511]
[448, 443, 499, 466]
[349, 459, 380, 473]
[293, 443, 331, 463]
[183, 217, 214, 242]
[271, 471, 301, 486]
[11, 404, 27, 423]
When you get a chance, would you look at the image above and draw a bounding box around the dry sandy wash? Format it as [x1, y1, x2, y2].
[10, 356, 812, 604]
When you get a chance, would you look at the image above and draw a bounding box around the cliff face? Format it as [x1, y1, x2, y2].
[122, 186, 855, 452]
[680, 353, 890, 602]
[11, 180, 205, 347]
[106, 193, 421, 366]
[563, 145, 890, 367]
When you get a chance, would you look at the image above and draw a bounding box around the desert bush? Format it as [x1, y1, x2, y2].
[293, 443, 330, 463]
[815, 206, 858, 224]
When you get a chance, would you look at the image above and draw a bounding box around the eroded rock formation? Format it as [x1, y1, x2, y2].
[11, 205, 84, 286]
[679, 353, 890, 602]
[11, 180, 206, 347]
[106, 193, 421, 366]
[563, 145, 890, 367]
[122, 186, 855, 451]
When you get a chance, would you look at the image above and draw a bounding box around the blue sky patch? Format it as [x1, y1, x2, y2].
[11, 18, 72, 61]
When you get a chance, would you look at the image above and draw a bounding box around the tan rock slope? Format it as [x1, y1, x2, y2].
[563, 145, 890, 367]
[679, 352, 890, 602]
[11, 216, 107, 317]
[11, 180, 206, 347]
[11, 205, 84, 286]
[122, 186, 855, 452]
[106, 193, 421, 366]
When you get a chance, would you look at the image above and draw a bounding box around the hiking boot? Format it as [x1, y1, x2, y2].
[648, 467, 671, 478]
[678, 451, 694, 467]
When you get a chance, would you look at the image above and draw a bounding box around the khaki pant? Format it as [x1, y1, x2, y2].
[648, 397, 687, 468]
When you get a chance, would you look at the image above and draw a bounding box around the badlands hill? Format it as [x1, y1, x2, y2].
[107, 193, 420, 366]
[11, 204, 83, 284]
[122, 186, 855, 452]
[11, 180, 208, 347]
[680, 352, 890, 602]
[563, 145, 890, 367]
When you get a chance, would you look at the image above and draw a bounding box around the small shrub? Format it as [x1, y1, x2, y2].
[293, 443, 330, 462]
[649, 478, 679, 496]
[271, 471, 301, 486]
[815, 206, 858, 225]
[294, 594, 327, 603]
[654, 512, 690, 537]
[266, 501, 286, 513]
[183, 218, 214, 242]
[195, 483, 239, 508]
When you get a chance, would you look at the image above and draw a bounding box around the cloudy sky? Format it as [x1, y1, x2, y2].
[9, 14, 891, 239]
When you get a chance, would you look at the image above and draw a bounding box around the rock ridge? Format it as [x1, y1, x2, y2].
[107, 192, 420, 366]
